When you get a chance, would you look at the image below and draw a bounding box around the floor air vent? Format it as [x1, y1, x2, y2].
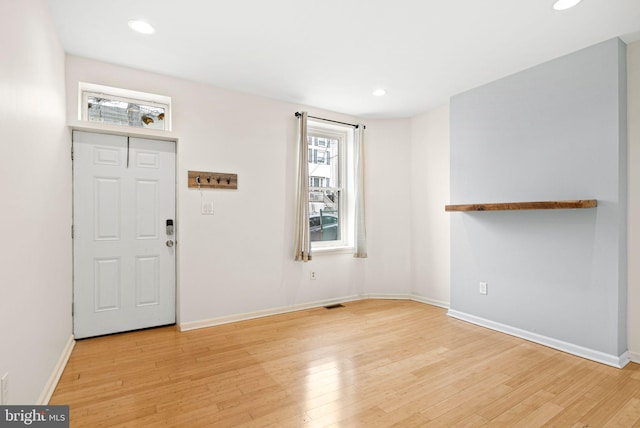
[324, 304, 345, 309]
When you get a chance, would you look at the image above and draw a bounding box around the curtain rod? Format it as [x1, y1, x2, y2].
[295, 112, 365, 130]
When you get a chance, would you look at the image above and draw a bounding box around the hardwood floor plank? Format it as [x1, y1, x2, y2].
[50, 299, 640, 427]
[389, 412, 432, 427]
[603, 397, 640, 427]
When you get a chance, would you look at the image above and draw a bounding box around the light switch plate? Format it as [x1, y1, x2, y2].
[201, 201, 214, 215]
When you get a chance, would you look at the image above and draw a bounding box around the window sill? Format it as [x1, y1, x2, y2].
[312, 246, 354, 256]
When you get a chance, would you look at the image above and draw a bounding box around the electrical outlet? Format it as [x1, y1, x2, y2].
[1, 372, 8, 405]
[310, 271, 317, 280]
[479, 282, 488, 295]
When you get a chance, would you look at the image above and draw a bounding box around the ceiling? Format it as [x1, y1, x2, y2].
[46, 0, 640, 119]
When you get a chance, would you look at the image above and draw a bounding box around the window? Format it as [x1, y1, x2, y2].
[306, 122, 354, 249]
[309, 138, 337, 165]
[309, 176, 326, 187]
[79, 83, 172, 131]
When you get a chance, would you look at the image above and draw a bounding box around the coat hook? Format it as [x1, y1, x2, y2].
[195, 175, 201, 184]
[226, 177, 231, 185]
[216, 177, 221, 184]
[206, 176, 211, 183]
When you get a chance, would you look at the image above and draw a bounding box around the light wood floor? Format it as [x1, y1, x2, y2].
[51, 299, 640, 427]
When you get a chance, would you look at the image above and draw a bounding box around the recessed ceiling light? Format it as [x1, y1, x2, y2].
[553, 0, 582, 11]
[372, 89, 387, 97]
[128, 19, 155, 35]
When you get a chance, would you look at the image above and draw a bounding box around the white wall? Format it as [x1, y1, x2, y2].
[628, 40, 640, 361]
[362, 119, 412, 296]
[0, 0, 72, 403]
[409, 105, 451, 307]
[64, 56, 413, 325]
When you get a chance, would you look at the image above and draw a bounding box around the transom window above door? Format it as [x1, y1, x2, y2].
[78, 82, 172, 131]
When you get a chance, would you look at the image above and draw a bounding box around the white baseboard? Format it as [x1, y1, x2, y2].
[365, 293, 450, 309]
[363, 293, 414, 301]
[448, 309, 629, 369]
[178, 295, 362, 332]
[39, 334, 75, 405]
[630, 351, 640, 364]
[409, 294, 450, 309]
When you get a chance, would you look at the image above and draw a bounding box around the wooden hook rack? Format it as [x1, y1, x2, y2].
[188, 170, 238, 190]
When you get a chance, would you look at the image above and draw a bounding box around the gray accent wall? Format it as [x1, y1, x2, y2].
[449, 38, 627, 357]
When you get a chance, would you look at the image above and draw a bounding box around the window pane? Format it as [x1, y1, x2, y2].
[309, 190, 340, 242]
[307, 136, 338, 187]
[307, 134, 340, 243]
[87, 96, 166, 130]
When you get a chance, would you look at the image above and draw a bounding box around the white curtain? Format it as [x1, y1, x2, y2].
[353, 125, 368, 258]
[294, 112, 312, 261]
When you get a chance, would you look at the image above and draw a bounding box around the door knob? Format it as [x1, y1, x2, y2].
[166, 240, 174, 247]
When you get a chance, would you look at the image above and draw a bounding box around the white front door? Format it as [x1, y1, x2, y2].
[73, 131, 176, 339]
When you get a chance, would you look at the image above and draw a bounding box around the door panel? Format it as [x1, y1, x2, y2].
[94, 257, 121, 311]
[94, 178, 121, 240]
[135, 179, 159, 239]
[73, 131, 176, 339]
[135, 255, 160, 306]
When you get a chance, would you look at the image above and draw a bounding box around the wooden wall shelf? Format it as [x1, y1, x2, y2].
[445, 199, 597, 212]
